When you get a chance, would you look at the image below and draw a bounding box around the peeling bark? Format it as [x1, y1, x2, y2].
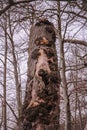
[21, 19, 60, 130]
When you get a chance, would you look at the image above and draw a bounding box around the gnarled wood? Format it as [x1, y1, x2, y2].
[21, 19, 60, 130]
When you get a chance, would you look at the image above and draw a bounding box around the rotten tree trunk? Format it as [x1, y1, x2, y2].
[84, 122, 87, 130]
[21, 19, 60, 130]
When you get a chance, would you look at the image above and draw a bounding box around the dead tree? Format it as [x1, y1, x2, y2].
[21, 19, 60, 130]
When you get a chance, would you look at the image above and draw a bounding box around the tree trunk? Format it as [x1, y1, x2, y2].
[57, 2, 71, 130]
[21, 19, 60, 130]
[3, 21, 8, 130]
[8, 13, 22, 126]
[84, 122, 87, 130]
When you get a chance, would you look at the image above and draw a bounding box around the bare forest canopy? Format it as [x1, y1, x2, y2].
[0, 0, 87, 130]
[0, 0, 87, 16]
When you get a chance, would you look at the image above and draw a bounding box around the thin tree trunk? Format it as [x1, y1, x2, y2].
[3, 22, 8, 130]
[11, 34, 22, 124]
[8, 13, 22, 126]
[0, 101, 3, 129]
[21, 19, 60, 130]
[74, 90, 77, 130]
[57, 2, 71, 130]
[75, 48, 83, 130]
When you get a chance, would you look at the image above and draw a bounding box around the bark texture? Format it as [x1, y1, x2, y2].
[84, 122, 87, 130]
[21, 19, 60, 130]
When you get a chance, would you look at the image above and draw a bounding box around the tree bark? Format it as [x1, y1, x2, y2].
[21, 19, 60, 130]
[84, 122, 87, 130]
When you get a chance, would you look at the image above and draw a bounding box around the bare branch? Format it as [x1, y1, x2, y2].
[8, 0, 14, 5]
[62, 10, 87, 20]
[0, 94, 18, 120]
[64, 39, 87, 46]
[0, 0, 38, 16]
[0, 4, 11, 16]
